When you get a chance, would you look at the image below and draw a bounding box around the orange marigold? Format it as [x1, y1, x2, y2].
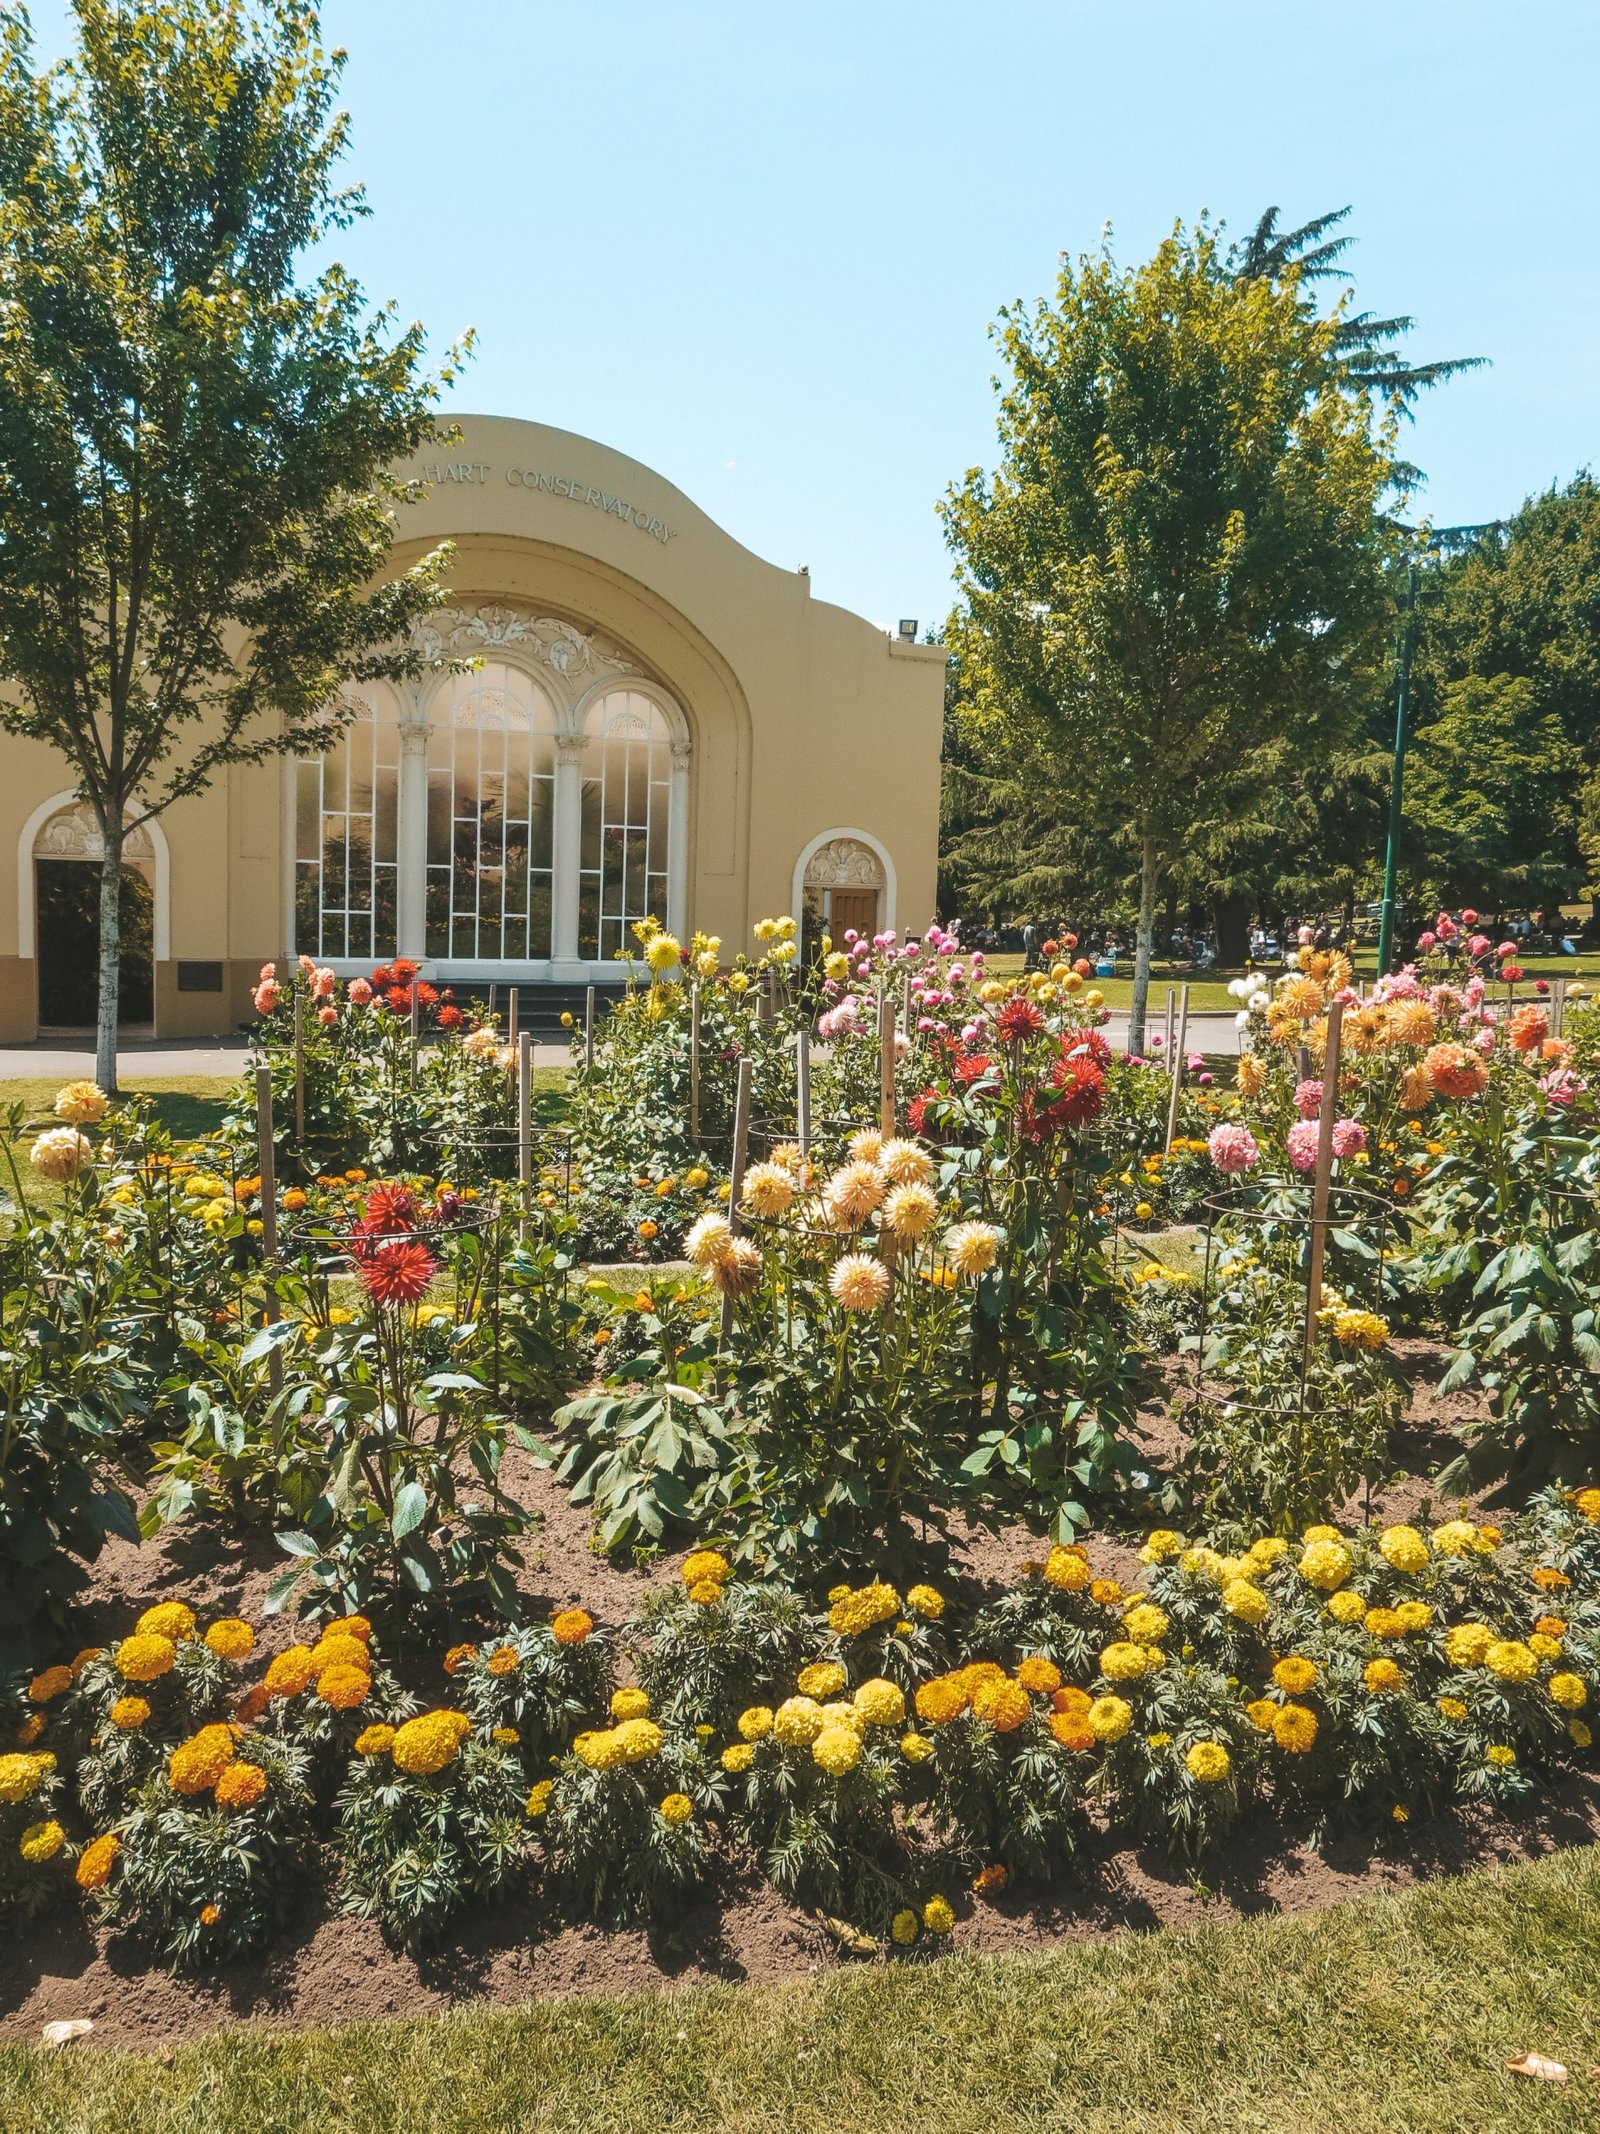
[168, 1724, 239, 1795]
[214, 1761, 268, 1811]
[316, 1663, 370, 1711]
[264, 1646, 315, 1698]
[443, 1643, 476, 1675]
[75, 1833, 119, 1890]
[551, 1608, 594, 1645]
[27, 1667, 71, 1705]
[486, 1645, 520, 1677]
[972, 1678, 1032, 1734]
[1017, 1655, 1062, 1695]
[1049, 1712, 1095, 1751]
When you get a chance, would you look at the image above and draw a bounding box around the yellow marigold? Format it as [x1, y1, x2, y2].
[264, 1646, 316, 1698]
[684, 1579, 720, 1606]
[1043, 1546, 1091, 1592]
[1122, 1604, 1169, 1645]
[737, 1706, 773, 1741]
[215, 1761, 268, 1812]
[354, 1724, 396, 1756]
[1549, 1672, 1588, 1710]
[1378, 1525, 1429, 1574]
[1431, 1519, 1489, 1560]
[922, 1895, 955, 1935]
[610, 1687, 651, 1722]
[1272, 1656, 1318, 1695]
[853, 1678, 906, 1727]
[891, 1907, 920, 1945]
[658, 1791, 695, 1823]
[526, 1780, 555, 1816]
[1179, 1548, 1230, 1586]
[772, 1696, 826, 1747]
[1364, 1607, 1405, 1640]
[1575, 1487, 1600, 1520]
[721, 1742, 755, 1773]
[900, 1730, 933, 1763]
[168, 1724, 238, 1795]
[1271, 1702, 1318, 1753]
[27, 1666, 71, 1705]
[551, 1608, 594, 1645]
[1529, 1632, 1563, 1662]
[311, 1633, 371, 1677]
[797, 1661, 847, 1701]
[1223, 1579, 1269, 1626]
[19, 1818, 64, 1863]
[812, 1726, 863, 1776]
[1016, 1656, 1062, 1696]
[317, 1663, 370, 1711]
[906, 1583, 945, 1619]
[391, 1710, 472, 1778]
[1487, 1744, 1516, 1769]
[493, 1727, 520, 1746]
[115, 1632, 177, 1683]
[1295, 1538, 1350, 1591]
[110, 1695, 151, 1730]
[1185, 1741, 1231, 1784]
[1484, 1640, 1537, 1683]
[1364, 1659, 1404, 1695]
[203, 1619, 256, 1661]
[613, 1718, 665, 1764]
[136, 1601, 197, 1643]
[1570, 1720, 1593, 1749]
[1088, 1695, 1132, 1744]
[1099, 1642, 1151, 1682]
[1139, 1529, 1186, 1565]
[1395, 1601, 1433, 1632]
[681, 1549, 731, 1589]
[1245, 1698, 1278, 1732]
[327, 1614, 373, 1645]
[1243, 1537, 1289, 1573]
[75, 1833, 119, 1891]
[1327, 1589, 1368, 1624]
[1438, 1696, 1468, 1721]
[972, 1678, 1032, 1733]
[827, 1583, 901, 1637]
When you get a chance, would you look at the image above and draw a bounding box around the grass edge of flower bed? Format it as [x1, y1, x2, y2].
[6, 1840, 1600, 2134]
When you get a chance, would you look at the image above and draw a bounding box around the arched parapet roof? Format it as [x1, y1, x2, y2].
[18, 791, 171, 961]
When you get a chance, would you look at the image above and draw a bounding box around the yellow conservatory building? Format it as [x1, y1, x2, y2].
[0, 415, 946, 1039]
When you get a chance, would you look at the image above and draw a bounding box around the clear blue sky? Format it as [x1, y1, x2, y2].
[31, 0, 1600, 632]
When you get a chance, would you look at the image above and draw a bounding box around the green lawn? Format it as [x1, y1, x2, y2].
[6, 1845, 1600, 2131]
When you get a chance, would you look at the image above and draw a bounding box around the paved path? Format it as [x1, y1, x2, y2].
[0, 1008, 1241, 1084]
[0, 1037, 572, 1079]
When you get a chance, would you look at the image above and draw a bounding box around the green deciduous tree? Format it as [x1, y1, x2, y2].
[0, 0, 462, 1090]
[941, 221, 1397, 1050]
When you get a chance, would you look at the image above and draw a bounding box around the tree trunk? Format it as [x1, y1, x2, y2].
[1128, 832, 1161, 1055]
[96, 816, 123, 1097]
[1212, 891, 1251, 969]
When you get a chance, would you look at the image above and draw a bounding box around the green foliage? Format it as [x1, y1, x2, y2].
[942, 217, 1397, 1045]
[541, 1729, 720, 1926]
[452, 1623, 615, 1766]
[632, 1579, 809, 1735]
[1406, 675, 1583, 908]
[335, 1731, 530, 1951]
[920, 1707, 1085, 1883]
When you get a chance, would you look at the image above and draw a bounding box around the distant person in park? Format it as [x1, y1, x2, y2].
[1022, 918, 1041, 970]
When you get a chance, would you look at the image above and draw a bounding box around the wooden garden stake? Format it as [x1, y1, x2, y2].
[1552, 976, 1567, 1038]
[720, 1056, 754, 1343]
[409, 983, 420, 1085]
[1164, 984, 1190, 1151]
[796, 1028, 811, 1157]
[1164, 987, 1174, 1059]
[584, 985, 596, 1073]
[879, 986, 896, 1139]
[1302, 998, 1345, 1374]
[517, 1031, 533, 1241]
[292, 967, 305, 1145]
[253, 1065, 283, 1401]
[689, 980, 702, 1142]
[759, 965, 774, 1024]
[507, 987, 519, 1048]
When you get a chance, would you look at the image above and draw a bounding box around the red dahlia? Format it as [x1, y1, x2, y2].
[360, 1183, 421, 1237]
[996, 999, 1046, 1043]
[437, 1004, 464, 1031]
[360, 1238, 438, 1306]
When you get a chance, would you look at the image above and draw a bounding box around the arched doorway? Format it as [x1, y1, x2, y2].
[800, 835, 888, 947]
[32, 804, 156, 1029]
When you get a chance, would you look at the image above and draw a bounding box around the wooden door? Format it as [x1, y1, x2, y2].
[829, 889, 878, 941]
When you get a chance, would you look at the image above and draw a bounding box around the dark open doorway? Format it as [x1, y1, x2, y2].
[35, 860, 154, 1027]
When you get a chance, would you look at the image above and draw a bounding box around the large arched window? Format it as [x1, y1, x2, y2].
[295, 687, 400, 960]
[426, 662, 556, 960]
[578, 689, 674, 961]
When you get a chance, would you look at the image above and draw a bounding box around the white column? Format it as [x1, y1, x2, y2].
[397, 712, 429, 962]
[279, 758, 299, 963]
[667, 741, 691, 938]
[550, 732, 586, 975]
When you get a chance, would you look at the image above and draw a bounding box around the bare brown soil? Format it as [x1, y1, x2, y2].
[0, 1333, 1543, 2054]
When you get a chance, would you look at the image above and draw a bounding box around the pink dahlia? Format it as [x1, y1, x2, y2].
[1293, 1078, 1323, 1120]
[1207, 1124, 1259, 1174]
[1286, 1121, 1321, 1172]
[1331, 1119, 1366, 1159]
